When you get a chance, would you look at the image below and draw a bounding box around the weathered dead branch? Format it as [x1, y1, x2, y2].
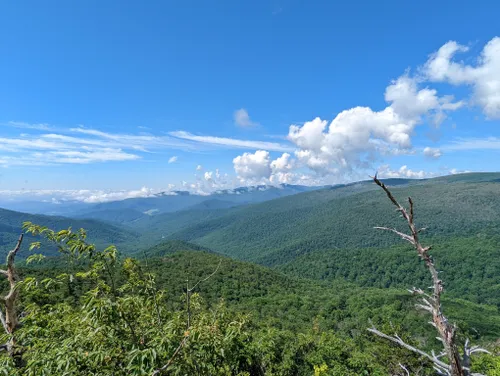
[0, 234, 24, 356]
[369, 176, 489, 376]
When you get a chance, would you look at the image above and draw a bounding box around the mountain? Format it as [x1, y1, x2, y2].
[0, 207, 138, 258]
[161, 173, 500, 262]
[0, 199, 91, 217]
[137, 173, 500, 308]
[137, 239, 214, 258]
[67, 184, 321, 225]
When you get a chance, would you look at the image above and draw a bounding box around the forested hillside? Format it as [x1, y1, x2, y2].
[159, 173, 500, 262]
[0, 208, 138, 257]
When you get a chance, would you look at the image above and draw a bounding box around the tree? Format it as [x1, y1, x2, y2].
[368, 175, 489, 376]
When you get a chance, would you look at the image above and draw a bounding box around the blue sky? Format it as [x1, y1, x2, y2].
[0, 1, 499, 201]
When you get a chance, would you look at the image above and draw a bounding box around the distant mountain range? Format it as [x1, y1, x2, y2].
[0, 184, 322, 219]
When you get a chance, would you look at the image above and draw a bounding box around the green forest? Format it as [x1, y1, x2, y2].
[1, 174, 500, 375]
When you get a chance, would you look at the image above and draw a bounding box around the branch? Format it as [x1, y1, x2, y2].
[399, 363, 410, 376]
[152, 335, 189, 376]
[373, 227, 415, 244]
[188, 260, 221, 292]
[1, 233, 24, 356]
[368, 327, 450, 373]
[0, 308, 7, 334]
[370, 176, 467, 376]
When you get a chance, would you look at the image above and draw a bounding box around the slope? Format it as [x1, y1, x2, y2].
[0, 208, 138, 258]
[163, 173, 500, 262]
[142, 250, 500, 340]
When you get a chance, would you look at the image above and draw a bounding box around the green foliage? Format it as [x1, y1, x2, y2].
[278, 236, 500, 307]
[3, 224, 486, 375]
[4, 242, 499, 374]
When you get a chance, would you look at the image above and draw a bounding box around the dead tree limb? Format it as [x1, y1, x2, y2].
[186, 260, 221, 329]
[0, 234, 24, 356]
[369, 176, 489, 376]
[151, 336, 188, 376]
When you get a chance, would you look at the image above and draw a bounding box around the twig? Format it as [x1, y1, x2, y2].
[399, 363, 410, 376]
[188, 260, 222, 293]
[151, 335, 189, 375]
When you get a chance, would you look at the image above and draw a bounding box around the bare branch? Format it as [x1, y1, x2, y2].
[152, 335, 189, 376]
[368, 327, 450, 372]
[399, 363, 410, 376]
[373, 227, 414, 244]
[0, 308, 8, 334]
[188, 260, 222, 293]
[1, 234, 24, 356]
[368, 177, 486, 376]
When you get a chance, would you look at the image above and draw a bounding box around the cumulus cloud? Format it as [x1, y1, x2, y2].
[204, 171, 213, 181]
[233, 150, 271, 182]
[423, 37, 500, 119]
[196, 165, 203, 171]
[423, 147, 442, 159]
[285, 73, 459, 177]
[270, 153, 295, 172]
[232, 150, 299, 185]
[234, 108, 258, 127]
[191, 167, 232, 193]
[168, 156, 178, 163]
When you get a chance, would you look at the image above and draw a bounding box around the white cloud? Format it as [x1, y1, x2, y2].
[168, 156, 178, 163]
[270, 152, 295, 172]
[0, 132, 140, 165]
[282, 69, 468, 179]
[81, 187, 157, 203]
[196, 165, 203, 171]
[286, 76, 444, 175]
[2, 121, 52, 131]
[234, 108, 258, 127]
[0, 187, 163, 204]
[441, 137, 500, 151]
[71, 127, 198, 151]
[423, 147, 442, 159]
[233, 150, 271, 182]
[423, 37, 500, 119]
[377, 165, 429, 179]
[232, 151, 299, 185]
[449, 168, 472, 175]
[170, 131, 295, 152]
[0, 125, 296, 167]
[0, 126, 207, 166]
[204, 171, 213, 181]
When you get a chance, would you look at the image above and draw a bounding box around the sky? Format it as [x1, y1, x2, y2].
[0, 0, 499, 202]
